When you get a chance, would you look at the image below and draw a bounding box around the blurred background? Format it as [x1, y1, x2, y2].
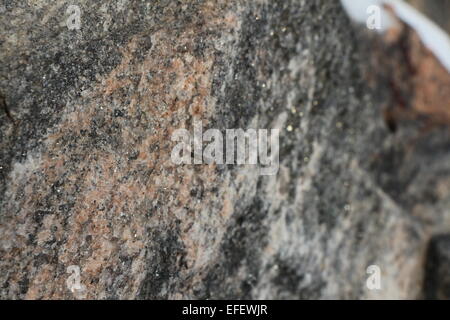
[407, 0, 450, 33]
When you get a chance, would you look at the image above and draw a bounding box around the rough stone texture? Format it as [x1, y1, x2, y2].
[0, 0, 449, 299]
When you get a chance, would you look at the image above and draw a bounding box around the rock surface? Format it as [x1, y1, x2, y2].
[0, 0, 449, 299]
[424, 235, 450, 299]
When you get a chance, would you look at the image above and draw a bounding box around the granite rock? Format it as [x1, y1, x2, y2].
[0, 0, 449, 299]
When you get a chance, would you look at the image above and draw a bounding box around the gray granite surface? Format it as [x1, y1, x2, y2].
[1, 0, 450, 299]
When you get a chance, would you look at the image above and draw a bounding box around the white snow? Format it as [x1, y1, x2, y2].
[340, 0, 450, 73]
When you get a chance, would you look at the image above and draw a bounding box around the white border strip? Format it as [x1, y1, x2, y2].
[341, 0, 450, 73]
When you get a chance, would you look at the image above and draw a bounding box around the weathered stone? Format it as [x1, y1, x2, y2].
[424, 235, 450, 299]
[0, 0, 449, 299]
[407, 0, 450, 33]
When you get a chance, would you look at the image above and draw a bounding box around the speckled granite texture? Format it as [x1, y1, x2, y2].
[1, 0, 450, 299]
